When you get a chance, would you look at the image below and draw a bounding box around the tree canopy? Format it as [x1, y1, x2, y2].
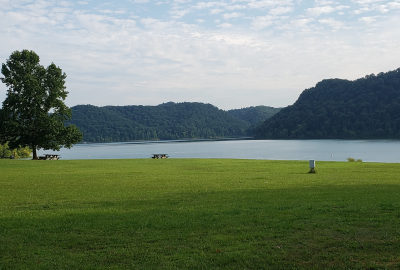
[0, 50, 82, 159]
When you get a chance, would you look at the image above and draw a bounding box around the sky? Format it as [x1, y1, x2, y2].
[0, 0, 400, 110]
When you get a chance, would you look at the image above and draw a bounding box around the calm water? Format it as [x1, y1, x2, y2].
[37, 139, 400, 163]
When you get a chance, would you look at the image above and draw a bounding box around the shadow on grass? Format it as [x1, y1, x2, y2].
[1, 185, 400, 269]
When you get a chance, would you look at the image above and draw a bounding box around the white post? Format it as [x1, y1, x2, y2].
[309, 160, 315, 169]
[309, 160, 316, 173]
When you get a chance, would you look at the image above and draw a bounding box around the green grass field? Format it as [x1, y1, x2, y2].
[1, 159, 400, 269]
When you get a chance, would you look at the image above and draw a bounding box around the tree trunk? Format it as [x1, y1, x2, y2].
[32, 148, 37, 160]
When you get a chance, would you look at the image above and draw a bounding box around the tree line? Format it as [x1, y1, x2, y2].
[68, 103, 280, 142]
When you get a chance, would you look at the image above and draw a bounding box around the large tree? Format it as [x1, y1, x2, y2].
[0, 50, 82, 159]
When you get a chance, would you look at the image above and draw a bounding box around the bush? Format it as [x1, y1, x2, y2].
[347, 157, 362, 162]
[0, 143, 31, 158]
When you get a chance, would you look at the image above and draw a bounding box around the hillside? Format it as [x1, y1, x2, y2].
[227, 106, 281, 125]
[255, 68, 400, 139]
[69, 102, 251, 142]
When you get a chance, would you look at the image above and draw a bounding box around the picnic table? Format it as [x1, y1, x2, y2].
[39, 154, 60, 160]
[151, 154, 168, 159]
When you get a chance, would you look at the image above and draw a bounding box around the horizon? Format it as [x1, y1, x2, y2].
[70, 101, 283, 110]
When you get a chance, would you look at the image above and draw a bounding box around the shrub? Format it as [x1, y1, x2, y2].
[347, 157, 362, 162]
[0, 143, 31, 158]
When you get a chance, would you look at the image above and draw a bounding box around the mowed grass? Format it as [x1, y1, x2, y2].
[1, 159, 400, 269]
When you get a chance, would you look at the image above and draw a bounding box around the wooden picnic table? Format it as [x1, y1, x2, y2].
[151, 154, 168, 159]
[39, 154, 61, 160]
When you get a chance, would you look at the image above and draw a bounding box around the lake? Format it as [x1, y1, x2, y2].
[37, 139, 400, 163]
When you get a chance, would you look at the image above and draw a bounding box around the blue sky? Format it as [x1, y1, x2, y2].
[1, 0, 400, 110]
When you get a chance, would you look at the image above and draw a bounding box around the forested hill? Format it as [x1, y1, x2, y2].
[69, 102, 273, 142]
[255, 68, 400, 139]
[227, 106, 281, 125]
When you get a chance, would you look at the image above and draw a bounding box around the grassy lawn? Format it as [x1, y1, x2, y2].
[1, 159, 400, 269]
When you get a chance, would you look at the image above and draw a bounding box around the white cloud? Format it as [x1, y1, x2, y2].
[251, 15, 274, 30]
[269, 6, 293, 15]
[306, 5, 336, 16]
[140, 18, 176, 29]
[351, 0, 385, 4]
[22, 1, 54, 12]
[194, 2, 226, 9]
[217, 23, 233, 28]
[336, 5, 351, 10]
[98, 9, 126, 15]
[247, 0, 292, 9]
[353, 1, 400, 14]
[51, 7, 73, 13]
[58, 1, 73, 7]
[387, 2, 400, 9]
[353, 7, 372, 14]
[318, 18, 346, 30]
[225, 4, 247, 10]
[359, 16, 377, 23]
[291, 18, 314, 27]
[315, 0, 340, 5]
[374, 4, 389, 12]
[377, 1, 400, 12]
[306, 5, 349, 16]
[210, 8, 224, 14]
[223, 12, 244, 20]
[170, 8, 191, 19]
